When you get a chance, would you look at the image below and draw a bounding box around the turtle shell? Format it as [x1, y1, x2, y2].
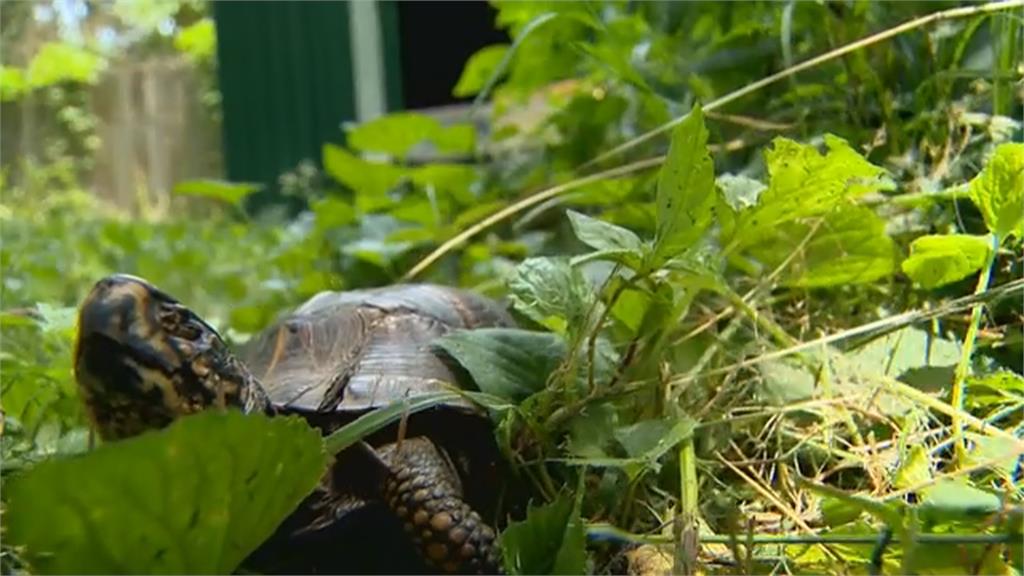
[238, 284, 515, 415]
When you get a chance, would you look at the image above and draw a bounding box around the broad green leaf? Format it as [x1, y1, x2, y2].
[901, 234, 991, 289]
[410, 163, 478, 200]
[969, 142, 1024, 240]
[453, 44, 510, 98]
[961, 433, 1020, 476]
[920, 479, 1002, 524]
[613, 417, 694, 462]
[501, 495, 586, 575]
[311, 197, 356, 231]
[345, 112, 475, 157]
[609, 287, 650, 334]
[566, 210, 644, 253]
[745, 205, 896, 288]
[322, 143, 407, 201]
[506, 257, 598, 335]
[893, 445, 932, 490]
[652, 104, 715, 262]
[820, 496, 864, 527]
[966, 371, 1024, 409]
[4, 411, 329, 575]
[844, 326, 961, 381]
[728, 135, 886, 252]
[756, 359, 816, 405]
[173, 180, 261, 207]
[434, 328, 566, 402]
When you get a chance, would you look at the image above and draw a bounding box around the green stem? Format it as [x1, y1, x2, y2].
[675, 437, 699, 575]
[950, 233, 1000, 467]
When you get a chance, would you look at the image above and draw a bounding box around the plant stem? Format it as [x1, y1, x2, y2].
[950, 233, 1000, 467]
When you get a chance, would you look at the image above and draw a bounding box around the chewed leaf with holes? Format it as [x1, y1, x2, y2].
[725, 135, 886, 253]
[4, 410, 328, 575]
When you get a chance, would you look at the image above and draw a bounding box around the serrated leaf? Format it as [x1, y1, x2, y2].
[434, 328, 565, 402]
[652, 104, 715, 263]
[901, 234, 991, 289]
[173, 180, 261, 207]
[506, 257, 598, 335]
[453, 44, 510, 98]
[969, 142, 1024, 240]
[4, 411, 329, 575]
[500, 495, 586, 575]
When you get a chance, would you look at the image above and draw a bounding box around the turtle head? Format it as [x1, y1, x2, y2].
[74, 274, 270, 441]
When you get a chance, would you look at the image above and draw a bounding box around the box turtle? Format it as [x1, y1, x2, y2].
[73, 274, 516, 574]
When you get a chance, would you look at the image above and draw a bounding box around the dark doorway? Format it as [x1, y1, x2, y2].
[394, 1, 509, 109]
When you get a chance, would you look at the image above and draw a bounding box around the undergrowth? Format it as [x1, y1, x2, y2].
[2, 2, 1022, 575]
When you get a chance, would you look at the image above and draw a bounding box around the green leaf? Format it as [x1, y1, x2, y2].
[652, 104, 715, 263]
[845, 326, 961, 381]
[4, 411, 328, 575]
[901, 234, 992, 289]
[566, 210, 646, 270]
[345, 112, 475, 158]
[566, 210, 643, 253]
[506, 257, 598, 335]
[728, 135, 886, 253]
[613, 417, 694, 462]
[501, 495, 586, 575]
[969, 142, 1024, 240]
[453, 44, 510, 98]
[756, 359, 816, 405]
[820, 496, 864, 527]
[744, 205, 896, 288]
[893, 445, 932, 490]
[173, 180, 261, 207]
[434, 328, 566, 402]
[919, 479, 1002, 524]
[322, 143, 407, 204]
[311, 197, 356, 231]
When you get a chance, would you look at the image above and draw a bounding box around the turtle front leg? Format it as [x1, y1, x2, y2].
[377, 437, 503, 574]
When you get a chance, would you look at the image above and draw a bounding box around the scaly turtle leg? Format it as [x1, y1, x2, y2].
[377, 437, 503, 574]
